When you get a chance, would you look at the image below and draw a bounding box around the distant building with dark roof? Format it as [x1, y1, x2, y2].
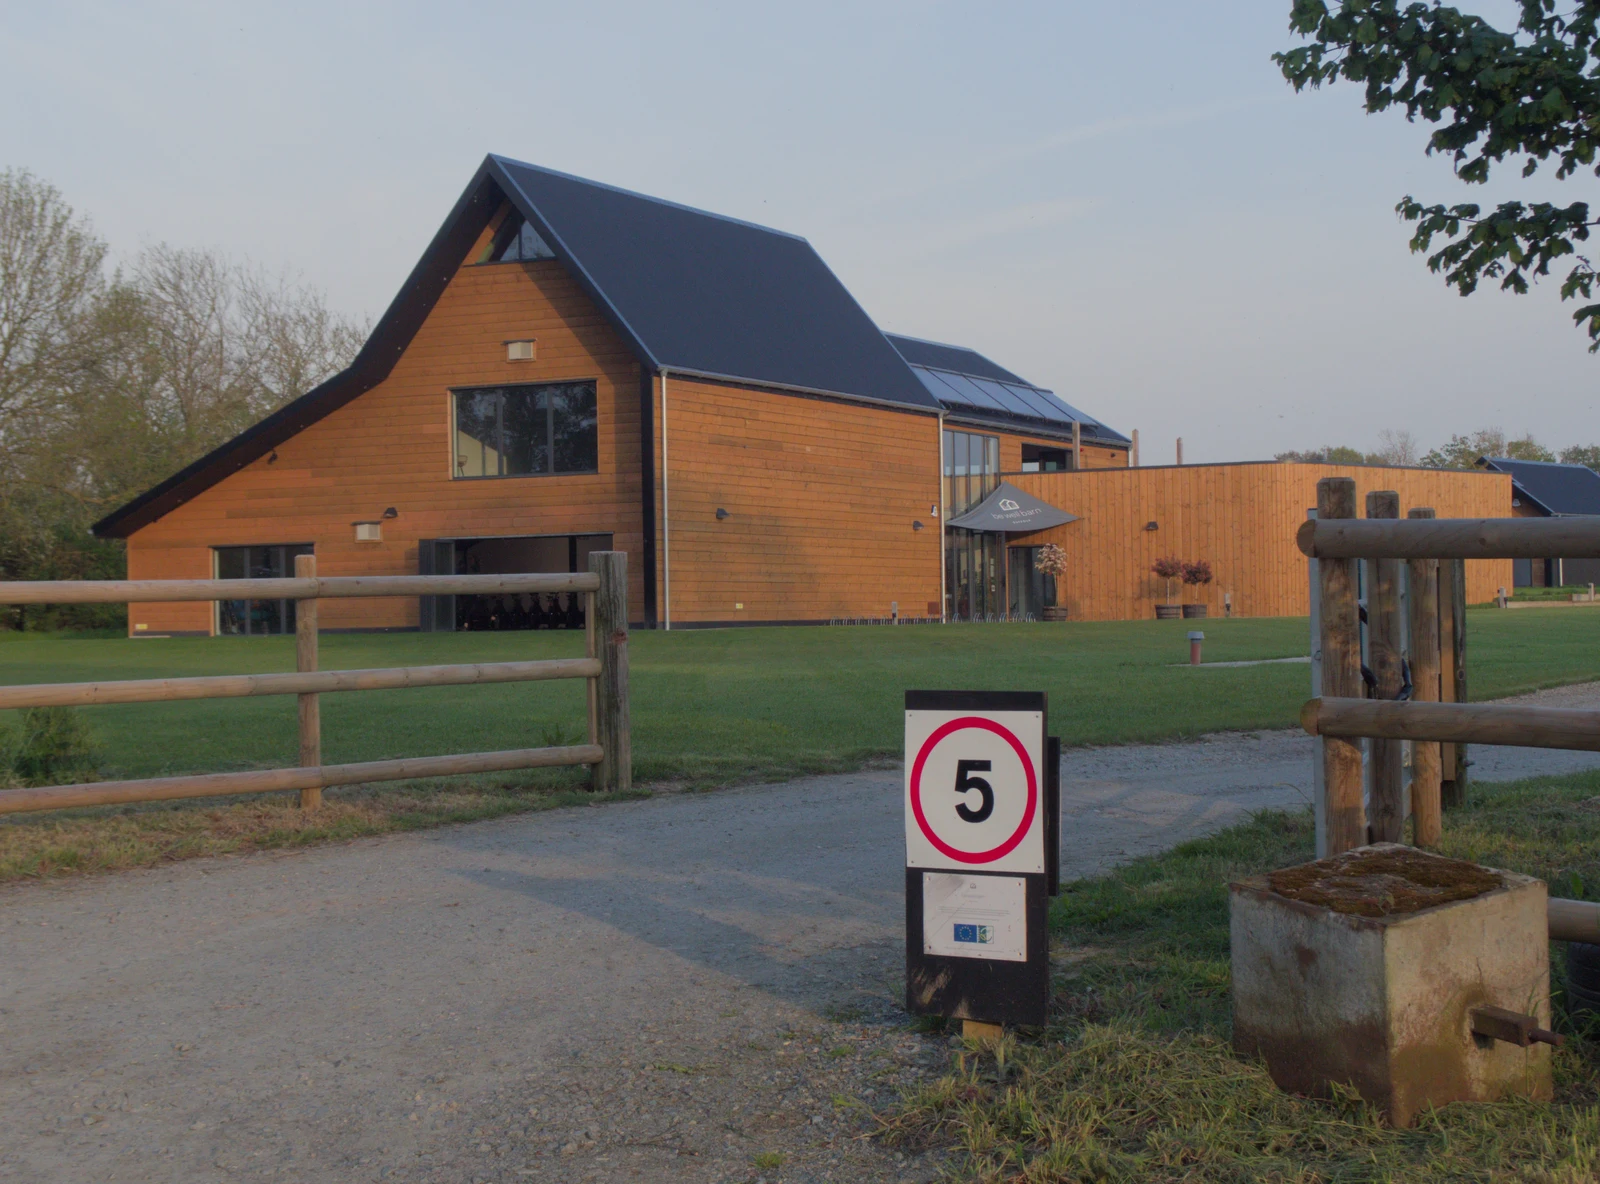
[1477, 456, 1600, 587]
[94, 156, 1130, 632]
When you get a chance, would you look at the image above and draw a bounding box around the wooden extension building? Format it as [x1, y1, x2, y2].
[93, 157, 1512, 633]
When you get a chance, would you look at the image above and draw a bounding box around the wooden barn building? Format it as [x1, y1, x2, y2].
[93, 156, 1511, 633]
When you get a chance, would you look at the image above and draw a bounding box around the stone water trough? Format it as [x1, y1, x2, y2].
[1231, 843, 1556, 1126]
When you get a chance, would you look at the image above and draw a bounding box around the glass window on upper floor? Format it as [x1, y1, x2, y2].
[454, 381, 598, 479]
[485, 214, 556, 263]
[1021, 444, 1072, 473]
[943, 429, 999, 516]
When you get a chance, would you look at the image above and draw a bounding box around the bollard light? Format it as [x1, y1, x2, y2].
[1188, 630, 1205, 666]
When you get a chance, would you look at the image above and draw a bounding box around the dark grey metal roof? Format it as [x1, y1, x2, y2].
[884, 333, 1028, 384]
[1480, 457, 1600, 516]
[884, 333, 1128, 445]
[495, 158, 937, 410]
[94, 156, 1118, 537]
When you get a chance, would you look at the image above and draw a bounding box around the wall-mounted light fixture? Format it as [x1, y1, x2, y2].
[383, 507, 399, 519]
[913, 520, 924, 531]
[1144, 521, 1159, 531]
[715, 508, 730, 520]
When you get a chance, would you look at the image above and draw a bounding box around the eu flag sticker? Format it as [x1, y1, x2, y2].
[922, 873, 1026, 962]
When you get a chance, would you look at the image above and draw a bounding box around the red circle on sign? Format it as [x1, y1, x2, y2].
[909, 716, 1038, 864]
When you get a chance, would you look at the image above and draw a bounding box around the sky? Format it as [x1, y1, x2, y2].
[2, 0, 1593, 464]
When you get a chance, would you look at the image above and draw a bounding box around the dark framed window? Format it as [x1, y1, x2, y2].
[943, 429, 999, 516]
[1020, 444, 1071, 473]
[483, 215, 556, 263]
[453, 382, 598, 479]
[214, 544, 313, 636]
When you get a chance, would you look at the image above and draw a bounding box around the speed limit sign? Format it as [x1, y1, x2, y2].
[904, 690, 1059, 1027]
[905, 697, 1046, 874]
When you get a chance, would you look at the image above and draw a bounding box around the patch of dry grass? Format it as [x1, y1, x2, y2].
[0, 770, 643, 883]
[881, 779, 1600, 1182]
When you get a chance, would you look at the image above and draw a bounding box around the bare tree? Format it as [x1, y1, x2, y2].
[0, 170, 106, 489]
[0, 172, 367, 603]
[1370, 429, 1419, 467]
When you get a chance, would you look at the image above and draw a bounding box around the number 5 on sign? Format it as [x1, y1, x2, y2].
[905, 696, 1046, 875]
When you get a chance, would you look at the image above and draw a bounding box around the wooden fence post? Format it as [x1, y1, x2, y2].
[1366, 491, 1404, 843]
[1407, 508, 1442, 846]
[589, 551, 631, 793]
[1439, 557, 1469, 808]
[1318, 478, 1366, 854]
[294, 553, 321, 809]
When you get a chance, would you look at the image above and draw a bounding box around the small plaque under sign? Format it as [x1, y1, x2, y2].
[921, 872, 1026, 962]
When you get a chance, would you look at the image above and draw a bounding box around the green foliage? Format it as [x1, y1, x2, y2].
[0, 170, 366, 592]
[1276, 1, 1600, 347]
[0, 706, 97, 785]
[1274, 444, 1375, 463]
[1421, 427, 1555, 468]
[1561, 443, 1600, 471]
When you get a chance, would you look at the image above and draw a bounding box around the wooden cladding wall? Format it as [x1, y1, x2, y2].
[124, 242, 646, 633]
[654, 376, 943, 623]
[1005, 463, 1513, 621]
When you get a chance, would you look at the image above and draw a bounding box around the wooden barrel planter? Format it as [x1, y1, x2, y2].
[1155, 604, 1183, 619]
[1182, 604, 1208, 619]
[1042, 606, 1069, 622]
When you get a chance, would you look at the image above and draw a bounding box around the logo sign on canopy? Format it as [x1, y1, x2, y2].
[903, 690, 1059, 1029]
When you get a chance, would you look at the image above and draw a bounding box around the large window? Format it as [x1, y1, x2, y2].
[484, 214, 556, 262]
[214, 544, 313, 635]
[454, 382, 598, 479]
[943, 431, 1001, 621]
[943, 430, 999, 516]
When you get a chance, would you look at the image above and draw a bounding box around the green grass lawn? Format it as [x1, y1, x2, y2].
[884, 769, 1600, 1181]
[1, 607, 1597, 883]
[3, 606, 1597, 786]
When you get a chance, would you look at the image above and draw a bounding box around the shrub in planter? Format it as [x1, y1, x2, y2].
[1035, 543, 1069, 619]
[1151, 556, 1185, 618]
[1181, 560, 1214, 618]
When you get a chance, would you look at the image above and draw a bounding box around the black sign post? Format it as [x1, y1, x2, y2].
[903, 690, 1060, 1029]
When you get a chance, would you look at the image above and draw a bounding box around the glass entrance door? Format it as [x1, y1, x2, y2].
[1008, 547, 1058, 620]
[946, 530, 1002, 621]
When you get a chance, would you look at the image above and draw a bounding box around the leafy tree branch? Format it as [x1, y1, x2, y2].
[1276, 1, 1600, 346]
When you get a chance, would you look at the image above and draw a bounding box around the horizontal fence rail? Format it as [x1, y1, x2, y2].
[0, 572, 600, 605]
[1302, 697, 1600, 753]
[1297, 515, 1600, 561]
[0, 745, 605, 815]
[0, 554, 631, 815]
[0, 658, 602, 710]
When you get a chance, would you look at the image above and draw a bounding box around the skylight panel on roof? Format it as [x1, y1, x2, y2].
[971, 377, 1046, 419]
[928, 370, 1009, 413]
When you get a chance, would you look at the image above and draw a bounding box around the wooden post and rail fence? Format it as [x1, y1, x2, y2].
[0, 552, 631, 815]
[1299, 479, 1600, 940]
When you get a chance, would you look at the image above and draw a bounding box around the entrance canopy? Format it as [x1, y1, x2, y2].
[946, 481, 1078, 533]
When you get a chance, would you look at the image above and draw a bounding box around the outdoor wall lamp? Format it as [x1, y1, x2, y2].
[383, 507, 399, 519]
[1144, 521, 1159, 531]
[913, 520, 924, 531]
[716, 508, 729, 520]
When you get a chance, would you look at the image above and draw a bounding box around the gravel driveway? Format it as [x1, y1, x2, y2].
[4, 684, 1598, 1184]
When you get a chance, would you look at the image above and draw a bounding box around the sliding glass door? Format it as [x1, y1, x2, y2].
[214, 544, 313, 635]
